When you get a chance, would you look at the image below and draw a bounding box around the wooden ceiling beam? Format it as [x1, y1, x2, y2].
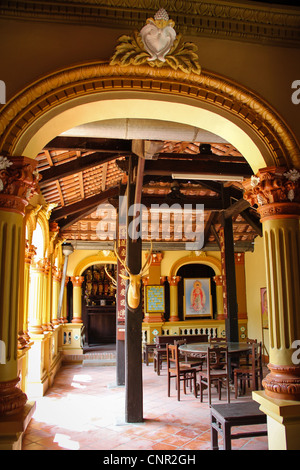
[223, 198, 250, 219]
[51, 186, 120, 221]
[39, 152, 125, 185]
[240, 208, 262, 237]
[44, 136, 132, 153]
[203, 212, 218, 247]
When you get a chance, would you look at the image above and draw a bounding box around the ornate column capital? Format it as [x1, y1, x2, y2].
[52, 266, 62, 283]
[243, 166, 300, 221]
[0, 156, 40, 216]
[25, 243, 37, 265]
[71, 276, 84, 288]
[234, 252, 245, 265]
[142, 276, 150, 286]
[151, 252, 164, 266]
[213, 275, 223, 286]
[167, 275, 181, 286]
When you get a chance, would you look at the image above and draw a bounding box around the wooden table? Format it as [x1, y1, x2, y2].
[210, 401, 267, 450]
[142, 343, 156, 366]
[179, 341, 255, 377]
[178, 341, 255, 357]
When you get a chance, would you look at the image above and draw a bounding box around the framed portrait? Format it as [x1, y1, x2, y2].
[145, 285, 165, 313]
[184, 278, 213, 318]
[260, 287, 268, 329]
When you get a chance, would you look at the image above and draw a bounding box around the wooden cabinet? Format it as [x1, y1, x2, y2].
[81, 264, 117, 345]
[85, 305, 116, 344]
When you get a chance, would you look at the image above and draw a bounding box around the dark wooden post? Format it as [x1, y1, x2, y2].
[115, 184, 128, 387]
[125, 157, 143, 423]
[221, 188, 239, 343]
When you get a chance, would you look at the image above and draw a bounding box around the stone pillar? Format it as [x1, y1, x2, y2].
[244, 166, 300, 450]
[71, 276, 84, 324]
[0, 155, 39, 416]
[167, 276, 181, 322]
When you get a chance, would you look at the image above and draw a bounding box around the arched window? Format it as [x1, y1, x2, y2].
[177, 263, 216, 321]
[32, 222, 44, 260]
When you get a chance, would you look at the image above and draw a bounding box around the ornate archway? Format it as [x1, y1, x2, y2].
[72, 254, 116, 277]
[0, 9, 300, 440]
[0, 62, 299, 172]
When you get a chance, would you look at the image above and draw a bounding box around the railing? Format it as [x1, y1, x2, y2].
[142, 319, 247, 344]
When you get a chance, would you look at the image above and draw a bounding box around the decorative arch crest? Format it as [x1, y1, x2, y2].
[72, 254, 116, 277]
[169, 253, 222, 278]
[0, 8, 299, 171]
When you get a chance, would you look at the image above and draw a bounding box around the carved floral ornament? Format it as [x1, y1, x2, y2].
[0, 156, 40, 215]
[110, 9, 201, 75]
[243, 167, 300, 220]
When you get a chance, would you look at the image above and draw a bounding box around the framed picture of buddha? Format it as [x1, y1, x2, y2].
[184, 278, 213, 318]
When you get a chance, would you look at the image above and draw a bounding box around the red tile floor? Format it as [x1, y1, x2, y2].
[22, 359, 268, 451]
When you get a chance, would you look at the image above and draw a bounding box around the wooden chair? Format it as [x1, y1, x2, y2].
[234, 341, 263, 398]
[210, 337, 227, 344]
[198, 345, 230, 406]
[167, 344, 198, 401]
[174, 339, 204, 370]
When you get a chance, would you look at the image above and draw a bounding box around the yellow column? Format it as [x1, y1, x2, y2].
[17, 221, 27, 349]
[168, 276, 181, 322]
[42, 258, 51, 331]
[51, 266, 61, 326]
[23, 244, 36, 342]
[71, 276, 84, 324]
[0, 155, 39, 416]
[28, 259, 45, 335]
[213, 275, 225, 320]
[60, 278, 69, 324]
[244, 166, 300, 450]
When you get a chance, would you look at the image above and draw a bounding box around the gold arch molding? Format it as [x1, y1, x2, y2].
[0, 61, 299, 172]
[169, 254, 222, 278]
[72, 254, 116, 277]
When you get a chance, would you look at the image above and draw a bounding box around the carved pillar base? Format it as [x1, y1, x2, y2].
[254, 390, 300, 450]
[263, 364, 300, 401]
[0, 378, 27, 416]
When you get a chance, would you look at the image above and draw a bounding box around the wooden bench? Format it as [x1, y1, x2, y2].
[210, 401, 267, 450]
[153, 334, 209, 375]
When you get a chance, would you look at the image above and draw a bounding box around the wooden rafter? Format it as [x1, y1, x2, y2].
[39, 152, 125, 186]
[51, 186, 120, 221]
[101, 162, 108, 192]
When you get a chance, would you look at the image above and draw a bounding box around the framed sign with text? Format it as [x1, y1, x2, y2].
[145, 285, 165, 313]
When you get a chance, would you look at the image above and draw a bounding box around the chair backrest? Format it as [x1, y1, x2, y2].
[155, 334, 209, 349]
[247, 338, 257, 344]
[210, 337, 227, 343]
[251, 341, 262, 370]
[167, 344, 180, 371]
[207, 345, 229, 374]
